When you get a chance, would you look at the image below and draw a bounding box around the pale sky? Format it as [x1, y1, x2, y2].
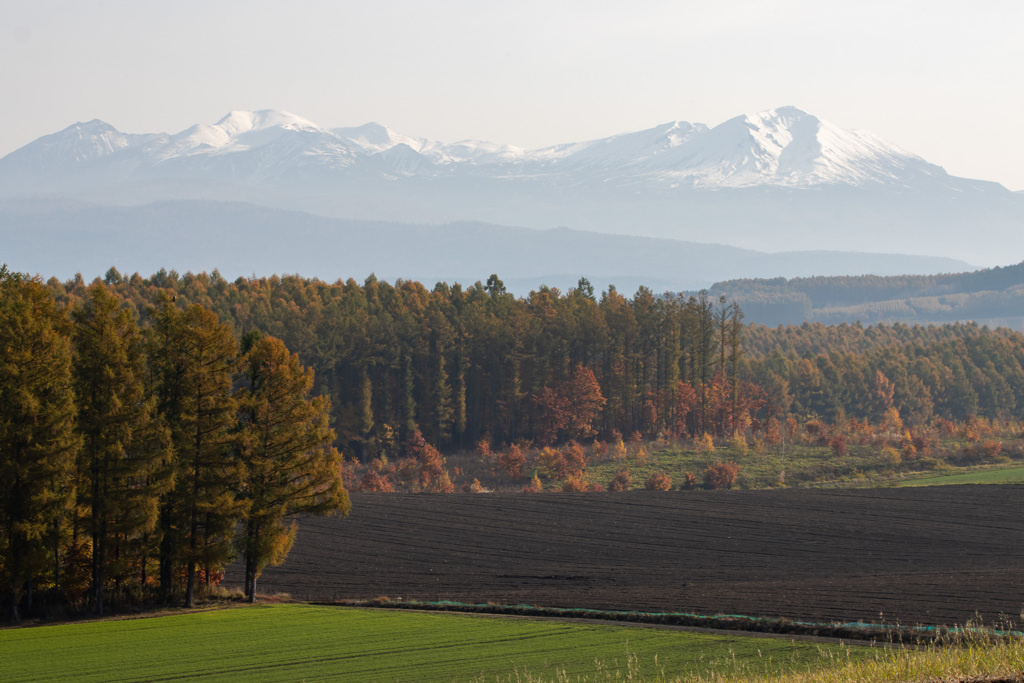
[3, 0, 1023, 190]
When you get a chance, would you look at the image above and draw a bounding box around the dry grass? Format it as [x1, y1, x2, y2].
[481, 637, 1024, 683]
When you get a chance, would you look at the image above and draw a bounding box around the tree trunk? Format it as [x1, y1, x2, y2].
[184, 559, 196, 608]
[159, 506, 173, 603]
[94, 521, 106, 615]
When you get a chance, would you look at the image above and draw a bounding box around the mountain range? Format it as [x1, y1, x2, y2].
[0, 199, 971, 296]
[1, 106, 1022, 280]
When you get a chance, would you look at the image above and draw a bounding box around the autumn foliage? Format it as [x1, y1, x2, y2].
[496, 443, 526, 479]
[704, 461, 740, 490]
[533, 365, 607, 445]
[644, 472, 673, 491]
[608, 469, 632, 492]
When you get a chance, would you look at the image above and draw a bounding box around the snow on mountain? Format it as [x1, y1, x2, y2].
[635, 107, 937, 188]
[333, 122, 426, 154]
[154, 110, 324, 159]
[3, 107, 1022, 266]
[0, 106, 960, 190]
[524, 121, 708, 169]
[0, 119, 157, 175]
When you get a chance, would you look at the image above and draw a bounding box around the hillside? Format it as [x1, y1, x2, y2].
[0, 199, 971, 295]
[709, 263, 1024, 328]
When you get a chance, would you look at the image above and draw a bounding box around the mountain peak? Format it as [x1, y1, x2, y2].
[0, 106, 983, 193]
[215, 110, 323, 135]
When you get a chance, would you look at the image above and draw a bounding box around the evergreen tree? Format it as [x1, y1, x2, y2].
[71, 283, 170, 614]
[0, 268, 80, 622]
[237, 335, 350, 602]
[148, 299, 241, 607]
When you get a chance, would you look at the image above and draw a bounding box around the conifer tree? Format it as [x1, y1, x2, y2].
[237, 335, 349, 602]
[71, 283, 170, 614]
[0, 268, 80, 622]
[148, 299, 241, 606]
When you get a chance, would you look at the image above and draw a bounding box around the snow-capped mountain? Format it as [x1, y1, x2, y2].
[0, 106, 945, 188]
[2, 107, 1023, 266]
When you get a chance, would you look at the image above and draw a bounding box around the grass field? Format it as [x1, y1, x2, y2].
[0, 604, 876, 682]
[897, 465, 1024, 487]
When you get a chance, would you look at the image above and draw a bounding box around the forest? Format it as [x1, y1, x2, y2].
[45, 267, 1024, 445]
[708, 260, 1024, 327]
[0, 268, 348, 623]
[5, 264, 1024, 621]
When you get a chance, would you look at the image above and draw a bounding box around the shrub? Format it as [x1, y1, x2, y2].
[910, 430, 932, 456]
[879, 445, 902, 468]
[607, 469, 631, 491]
[681, 471, 698, 489]
[764, 418, 783, 447]
[980, 439, 1003, 460]
[881, 406, 904, 435]
[644, 471, 672, 491]
[901, 435, 918, 461]
[563, 441, 588, 476]
[828, 433, 848, 458]
[611, 439, 628, 461]
[704, 461, 740, 490]
[961, 415, 982, 443]
[496, 443, 526, 479]
[934, 417, 956, 437]
[728, 431, 748, 456]
[590, 440, 608, 460]
[537, 446, 567, 479]
[418, 443, 446, 486]
[405, 429, 427, 458]
[359, 469, 394, 492]
[694, 432, 714, 454]
[395, 456, 419, 485]
[463, 478, 490, 493]
[561, 474, 588, 492]
[522, 474, 543, 493]
[426, 470, 455, 493]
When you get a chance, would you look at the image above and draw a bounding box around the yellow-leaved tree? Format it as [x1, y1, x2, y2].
[0, 268, 80, 622]
[237, 334, 350, 603]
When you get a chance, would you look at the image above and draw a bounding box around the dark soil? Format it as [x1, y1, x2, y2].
[236, 485, 1024, 629]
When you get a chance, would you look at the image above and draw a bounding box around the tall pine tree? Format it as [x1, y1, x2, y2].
[149, 299, 241, 606]
[72, 283, 171, 614]
[237, 334, 349, 602]
[0, 268, 80, 622]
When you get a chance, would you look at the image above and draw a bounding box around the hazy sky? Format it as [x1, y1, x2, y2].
[4, 0, 1023, 190]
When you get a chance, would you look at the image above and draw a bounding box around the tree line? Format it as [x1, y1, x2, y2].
[708, 262, 1024, 327]
[45, 268, 1024, 444]
[48, 269, 749, 453]
[0, 268, 349, 622]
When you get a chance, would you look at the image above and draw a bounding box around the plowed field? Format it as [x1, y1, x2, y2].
[241, 486, 1024, 628]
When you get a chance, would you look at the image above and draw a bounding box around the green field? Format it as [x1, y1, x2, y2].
[0, 604, 875, 682]
[896, 465, 1024, 487]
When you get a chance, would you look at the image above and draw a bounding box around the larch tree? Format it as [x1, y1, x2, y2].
[148, 299, 241, 607]
[0, 268, 80, 622]
[237, 334, 349, 602]
[71, 282, 171, 615]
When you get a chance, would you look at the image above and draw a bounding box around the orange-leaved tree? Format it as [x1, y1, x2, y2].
[533, 364, 606, 445]
[236, 334, 350, 603]
[496, 443, 526, 479]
